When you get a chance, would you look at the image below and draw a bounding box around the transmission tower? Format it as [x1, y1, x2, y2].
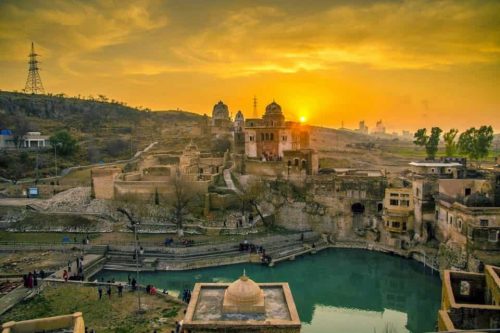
[24, 42, 45, 94]
[253, 95, 258, 118]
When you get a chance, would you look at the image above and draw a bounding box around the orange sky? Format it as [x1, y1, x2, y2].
[0, 0, 499, 132]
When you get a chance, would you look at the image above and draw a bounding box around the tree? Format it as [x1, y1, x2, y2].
[443, 129, 459, 157]
[11, 115, 32, 149]
[171, 172, 191, 236]
[413, 127, 442, 160]
[240, 179, 268, 227]
[49, 130, 77, 156]
[458, 126, 494, 166]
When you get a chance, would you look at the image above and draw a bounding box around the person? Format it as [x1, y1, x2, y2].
[127, 274, 131, 285]
[131, 278, 137, 291]
[107, 285, 112, 298]
[300, 233, 304, 242]
[22, 274, 28, 288]
[75, 257, 80, 270]
[117, 283, 123, 297]
[223, 218, 226, 228]
[62, 270, 68, 282]
[162, 289, 168, 295]
[40, 270, 45, 279]
[146, 284, 151, 294]
[150, 285, 157, 295]
[175, 321, 180, 333]
[98, 286, 103, 299]
[68, 260, 72, 273]
[33, 270, 38, 288]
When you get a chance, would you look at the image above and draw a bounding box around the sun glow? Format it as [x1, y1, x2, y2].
[300, 116, 307, 123]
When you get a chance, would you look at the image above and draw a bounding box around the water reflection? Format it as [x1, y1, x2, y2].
[95, 249, 441, 333]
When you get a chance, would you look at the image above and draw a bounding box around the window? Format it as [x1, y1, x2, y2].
[465, 188, 471, 196]
[416, 188, 420, 197]
[449, 216, 453, 225]
[282, 136, 287, 141]
[270, 133, 274, 141]
[249, 136, 254, 141]
[480, 219, 489, 227]
[488, 230, 498, 243]
[400, 200, 410, 207]
[392, 221, 401, 228]
[458, 219, 462, 231]
[390, 193, 399, 197]
[390, 199, 399, 206]
[386, 220, 389, 227]
[265, 133, 269, 140]
[435, 210, 439, 220]
[460, 281, 470, 296]
[431, 168, 435, 173]
[402, 222, 407, 231]
[261, 133, 265, 141]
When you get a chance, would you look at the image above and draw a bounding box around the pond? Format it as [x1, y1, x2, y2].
[95, 248, 442, 333]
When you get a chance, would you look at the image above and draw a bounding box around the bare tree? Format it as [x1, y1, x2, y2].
[240, 179, 267, 226]
[172, 172, 191, 236]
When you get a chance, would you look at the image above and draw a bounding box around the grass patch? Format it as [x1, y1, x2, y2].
[0, 283, 184, 333]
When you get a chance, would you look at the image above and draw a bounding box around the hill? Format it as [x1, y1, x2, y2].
[0, 91, 204, 180]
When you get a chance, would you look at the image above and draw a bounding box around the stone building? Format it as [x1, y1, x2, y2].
[407, 160, 467, 241]
[438, 265, 500, 331]
[382, 187, 414, 234]
[182, 273, 301, 332]
[435, 178, 499, 252]
[210, 100, 233, 136]
[243, 101, 310, 161]
[92, 142, 224, 202]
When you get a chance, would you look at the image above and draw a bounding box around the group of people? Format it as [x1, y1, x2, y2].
[62, 255, 85, 282]
[22, 270, 45, 289]
[145, 284, 157, 295]
[181, 288, 191, 303]
[97, 283, 123, 299]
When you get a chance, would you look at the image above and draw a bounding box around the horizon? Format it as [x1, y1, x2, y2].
[0, 0, 499, 132]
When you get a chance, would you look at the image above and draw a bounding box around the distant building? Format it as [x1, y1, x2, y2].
[438, 266, 500, 331]
[357, 120, 368, 134]
[183, 273, 301, 332]
[373, 120, 386, 135]
[0, 130, 50, 149]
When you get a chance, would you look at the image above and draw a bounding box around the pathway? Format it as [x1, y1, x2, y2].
[0, 287, 31, 316]
[52, 254, 102, 279]
[223, 169, 242, 195]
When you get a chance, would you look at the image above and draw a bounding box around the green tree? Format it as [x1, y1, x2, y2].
[49, 130, 77, 156]
[443, 129, 459, 157]
[458, 126, 494, 165]
[413, 127, 442, 159]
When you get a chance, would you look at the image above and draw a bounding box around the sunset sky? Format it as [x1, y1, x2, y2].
[0, 0, 499, 132]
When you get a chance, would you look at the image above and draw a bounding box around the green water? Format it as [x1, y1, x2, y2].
[95, 249, 441, 333]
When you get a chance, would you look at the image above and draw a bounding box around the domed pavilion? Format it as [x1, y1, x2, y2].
[182, 272, 301, 332]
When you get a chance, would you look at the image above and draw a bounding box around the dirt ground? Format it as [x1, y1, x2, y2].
[0, 250, 82, 275]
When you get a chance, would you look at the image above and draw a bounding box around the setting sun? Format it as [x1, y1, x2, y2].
[300, 116, 307, 123]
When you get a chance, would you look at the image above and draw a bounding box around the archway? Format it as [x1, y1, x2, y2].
[351, 203, 365, 229]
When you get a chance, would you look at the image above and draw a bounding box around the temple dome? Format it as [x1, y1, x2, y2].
[265, 101, 282, 115]
[222, 274, 265, 313]
[235, 110, 244, 121]
[212, 100, 229, 119]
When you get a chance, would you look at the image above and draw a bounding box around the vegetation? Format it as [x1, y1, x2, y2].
[413, 127, 442, 160]
[443, 128, 458, 157]
[0, 91, 204, 180]
[458, 126, 494, 165]
[49, 130, 78, 156]
[0, 284, 183, 333]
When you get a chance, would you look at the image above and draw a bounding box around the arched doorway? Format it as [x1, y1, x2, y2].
[351, 203, 365, 229]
